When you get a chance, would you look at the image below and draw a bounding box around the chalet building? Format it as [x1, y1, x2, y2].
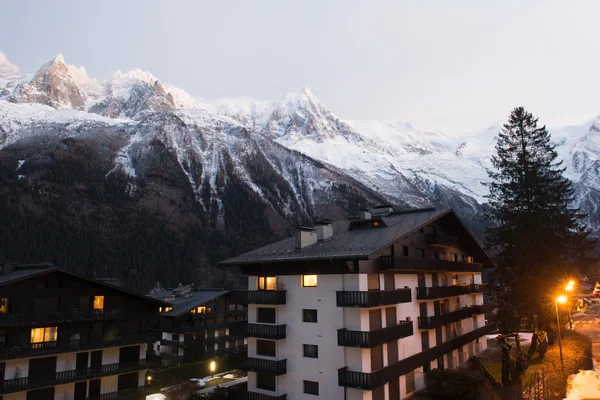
[0, 262, 166, 400]
[148, 286, 247, 369]
[221, 207, 496, 400]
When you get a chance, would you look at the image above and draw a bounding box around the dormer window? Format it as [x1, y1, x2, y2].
[93, 296, 104, 310]
[258, 277, 277, 291]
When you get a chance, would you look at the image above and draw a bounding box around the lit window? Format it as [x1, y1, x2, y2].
[31, 327, 58, 343]
[302, 275, 317, 287]
[467, 256, 474, 263]
[196, 306, 210, 314]
[373, 221, 380, 227]
[0, 298, 8, 313]
[258, 276, 277, 291]
[93, 296, 104, 310]
[159, 306, 173, 313]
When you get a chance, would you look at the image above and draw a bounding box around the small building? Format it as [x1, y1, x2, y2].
[147, 285, 247, 369]
[221, 207, 495, 400]
[0, 262, 167, 400]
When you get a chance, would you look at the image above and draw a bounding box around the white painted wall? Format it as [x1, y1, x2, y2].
[101, 374, 119, 393]
[55, 353, 76, 373]
[103, 347, 119, 365]
[54, 383, 74, 400]
[3, 392, 26, 400]
[4, 358, 28, 379]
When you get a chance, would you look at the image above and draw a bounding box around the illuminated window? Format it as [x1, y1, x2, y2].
[93, 296, 104, 310]
[195, 306, 210, 314]
[258, 277, 277, 291]
[0, 298, 8, 313]
[31, 327, 58, 343]
[302, 275, 317, 287]
[159, 306, 173, 313]
[467, 256, 474, 263]
[372, 221, 380, 227]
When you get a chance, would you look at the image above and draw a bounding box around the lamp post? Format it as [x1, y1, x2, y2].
[555, 295, 566, 383]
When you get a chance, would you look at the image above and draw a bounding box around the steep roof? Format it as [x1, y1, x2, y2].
[220, 208, 493, 266]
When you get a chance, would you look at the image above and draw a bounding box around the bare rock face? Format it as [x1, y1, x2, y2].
[124, 80, 175, 117]
[9, 54, 86, 110]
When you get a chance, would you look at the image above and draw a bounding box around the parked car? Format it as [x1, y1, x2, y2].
[189, 378, 207, 388]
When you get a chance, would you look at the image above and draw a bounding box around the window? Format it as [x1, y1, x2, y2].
[257, 373, 276, 391]
[159, 306, 173, 313]
[303, 309, 318, 323]
[406, 370, 416, 393]
[304, 380, 319, 395]
[256, 340, 276, 357]
[415, 248, 425, 258]
[403, 246, 409, 256]
[257, 307, 276, 323]
[302, 275, 317, 287]
[0, 298, 8, 313]
[191, 306, 210, 314]
[452, 253, 458, 262]
[303, 344, 318, 358]
[258, 276, 277, 291]
[93, 296, 104, 310]
[467, 256, 474, 263]
[31, 327, 58, 343]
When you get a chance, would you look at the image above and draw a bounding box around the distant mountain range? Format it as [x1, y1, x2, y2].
[0, 53, 598, 288]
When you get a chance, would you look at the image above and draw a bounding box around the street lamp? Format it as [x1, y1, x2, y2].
[555, 295, 566, 383]
[210, 360, 216, 378]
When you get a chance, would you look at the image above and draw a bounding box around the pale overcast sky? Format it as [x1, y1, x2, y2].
[2, 0, 600, 130]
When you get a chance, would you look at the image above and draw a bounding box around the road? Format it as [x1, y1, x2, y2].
[571, 303, 600, 364]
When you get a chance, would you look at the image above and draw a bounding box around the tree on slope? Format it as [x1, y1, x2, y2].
[484, 107, 593, 330]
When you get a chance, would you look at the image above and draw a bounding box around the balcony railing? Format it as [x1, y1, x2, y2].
[417, 285, 471, 300]
[336, 288, 412, 307]
[230, 291, 286, 305]
[212, 344, 248, 357]
[338, 320, 414, 348]
[230, 321, 286, 340]
[418, 307, 475, 330]
[0, 359, 147, 394]
[380, 256, 483, 272]
[191, 309, 247, 320]
[426, 233, 459, 248]
[226, 382, 287, 400]
[86, 386, 148, 400]
[472, 303, 495, 314]
[0, 332, 153, 361]
[338, 323, 497, 390]
[0, 308, 126, 327]
[244, 357, 287, 376]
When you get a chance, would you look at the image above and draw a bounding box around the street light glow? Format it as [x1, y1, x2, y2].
[568, 280, 575, 286]
[566, 284, 573, 291]
[210, 361, 216, 372]
[557, 295, 567, 304]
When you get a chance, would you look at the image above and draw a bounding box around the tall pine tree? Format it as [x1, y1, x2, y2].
[485, 107, 593, 330]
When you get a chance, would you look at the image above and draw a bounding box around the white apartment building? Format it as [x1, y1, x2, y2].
[222, 207, 496, 400]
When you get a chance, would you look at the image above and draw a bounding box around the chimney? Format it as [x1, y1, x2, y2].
[359, 208, 372, 220]
[172, 285, 192, 297]
[372, 205, 394, 216]
[315, 219, 333, 241]
[295, 226, 317, 249]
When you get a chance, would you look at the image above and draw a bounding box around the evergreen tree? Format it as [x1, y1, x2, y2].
[484, 107, 593, 329]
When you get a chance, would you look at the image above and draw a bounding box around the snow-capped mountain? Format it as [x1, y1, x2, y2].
[1, 51, 599, 244]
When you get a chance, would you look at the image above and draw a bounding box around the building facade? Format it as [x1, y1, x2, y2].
[222, 207, 496, 400]
[148, 286, 247, 369]
[0, 263, 165, 400]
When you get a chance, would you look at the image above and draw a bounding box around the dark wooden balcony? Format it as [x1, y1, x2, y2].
[0, 359, 147, 394]
[226, 382, 287, 400]
[418, 307, 475, 330]
[336, 288, 411, 307]
[213, 344, 248, 357]
[426, 233, 459, 248]
[191, 309, 247, 320]
[0, 308, 126, 327]
[472, 303, 495, 314]
[244, 357, 287, 376]
[230, 291, 286, 305]
[338, 323, 497, 390]
[86, 385, 148, 400]
[0, 333, 153, 361]
[338, 320, 413, 348]
[380, 256, 482, 272]
[231, 322, 286, 340]
[416, 285, 470, 300]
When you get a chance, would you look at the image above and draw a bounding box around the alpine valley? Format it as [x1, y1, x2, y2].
[1, 53, 598, 290]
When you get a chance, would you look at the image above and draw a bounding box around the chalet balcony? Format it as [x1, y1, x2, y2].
[160, 338, 184, 347]
[416, 285, 470, 300]
[0, 308, 126, 327]
[338, 320, 413, 348]
[244, 357, 287, 376]
[230, 321, 287, 340]
[338, 323, 497, 390]
[0, 332, 153, 361]
[426, 233, 460, 248]
[0, 359, 147, 394]
[418, 307, 476, 330]
[230, 291, 286, 305]
[336, 288, 411, 308]
[226, 382, 287, 400]
[191, 309, 247, 320]
[213, 344, 248, 357]
[380, 256, 482, 273]
[86, 386, 148, 400]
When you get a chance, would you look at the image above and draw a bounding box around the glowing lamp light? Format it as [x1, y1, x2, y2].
[210, 361, 216, 372]
[556, 295, 567, 304]
[566, 284, 574, 291]
[568, 280, 575, 286]
[147, 375, 152, 383]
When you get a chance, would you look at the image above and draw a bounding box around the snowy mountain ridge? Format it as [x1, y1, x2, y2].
[1, 52, 600, 237]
